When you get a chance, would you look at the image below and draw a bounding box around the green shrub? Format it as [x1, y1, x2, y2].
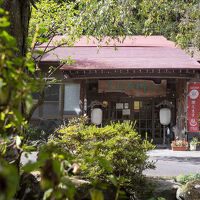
[24, 124, 46, 148]
[49, 119, 155, 192]
[174, 173, 200, 184]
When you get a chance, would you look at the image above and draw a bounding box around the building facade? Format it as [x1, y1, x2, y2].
[33, 36, 200, 143]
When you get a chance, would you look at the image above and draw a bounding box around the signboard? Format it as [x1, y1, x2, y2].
[98, 80, 166, 97]
[187, 82, 200, 132]
[122, 109, 130, 115]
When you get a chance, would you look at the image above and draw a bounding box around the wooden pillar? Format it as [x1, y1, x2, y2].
[80, 80, 86, 115]
[60, 83, 65, 119]
[152, 99, 155, 140]
[176, 79, 187, 139]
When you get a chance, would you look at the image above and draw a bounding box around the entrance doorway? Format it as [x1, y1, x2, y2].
[102, 99, 153, 137]
[87, 80, 176, 143]
[102, 99, 152, 137]
[97, 97, 175, 143]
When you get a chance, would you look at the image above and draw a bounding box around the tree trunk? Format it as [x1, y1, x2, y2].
[2, 0, 31, 56]
[1, 0, 31, 172]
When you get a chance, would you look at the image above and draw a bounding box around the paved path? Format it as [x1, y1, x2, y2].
[144, 149, 200, 176]
[21, 150, 200, 177]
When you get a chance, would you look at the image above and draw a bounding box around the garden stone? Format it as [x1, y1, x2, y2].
[176, 180, 200, 200]
[148, 178, 180, 200]
[16, 172, 43, 200]
[71, 177, 122, 200]
[71, 177, 91, 200]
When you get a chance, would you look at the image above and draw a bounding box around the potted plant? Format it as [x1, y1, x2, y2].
[171, 140, 188, 151]
[190, 137, 198, 151]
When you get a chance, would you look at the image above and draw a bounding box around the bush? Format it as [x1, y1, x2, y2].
[24, 124, 46, 148]
[49, 119, 155, 192]
[174, 173, 200, 185]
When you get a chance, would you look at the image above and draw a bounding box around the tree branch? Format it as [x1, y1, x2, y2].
[26, 86, 45, 122]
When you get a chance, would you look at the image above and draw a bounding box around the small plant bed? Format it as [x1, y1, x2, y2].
[189, 137, 199, 151]
[171, 140, 188, 151]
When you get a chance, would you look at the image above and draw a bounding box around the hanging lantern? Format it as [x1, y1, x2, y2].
[91, 108, 102, 125]
[159, 108, 171, 125]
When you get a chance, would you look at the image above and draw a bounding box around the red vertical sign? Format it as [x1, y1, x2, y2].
[187, 82, 200, 132]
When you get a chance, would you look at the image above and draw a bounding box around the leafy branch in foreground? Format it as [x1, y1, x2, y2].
[0, 6, 40, 200]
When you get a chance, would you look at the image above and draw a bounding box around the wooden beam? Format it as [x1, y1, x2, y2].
[67, 74, 195, 80]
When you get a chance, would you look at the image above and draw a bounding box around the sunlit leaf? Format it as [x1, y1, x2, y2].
[0, 21, 10, 27]
[90, 189, 104, 200]
[23, 162, 41, 173]
[108, 175, 117, 187]
[43, 188, 53, 200]
[15, 135, 21, 147]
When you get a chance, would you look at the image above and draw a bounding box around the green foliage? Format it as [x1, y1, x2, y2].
[174, 173, 200, 185]
[90, 188, 104, 200]
[0, 159, 19, 200]
[0, 6, 42, 200]
[190, 137, 199, 145]
[29, 0, 200, 57]
[2, 0, 199, 198]
[23, 142, 75, 200]
[0, 7, 40, 136]
[24, 125, 43, 141]
[77, 0, 134, 37]
[29, 0, 79, 47]
[51, 119, 155, 193]
[39, 143, 75, 200]
[24, 124, 46, 148]
[68, 115, 89, 127]
[139, 0, 200, 50]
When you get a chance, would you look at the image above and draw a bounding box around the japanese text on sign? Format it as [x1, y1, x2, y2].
[187, 82, 200, 132]
[98, 80, 166, 97]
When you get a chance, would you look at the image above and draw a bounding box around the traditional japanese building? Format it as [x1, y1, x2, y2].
[33, 36, 200, 143]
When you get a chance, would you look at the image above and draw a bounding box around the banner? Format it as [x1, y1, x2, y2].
[187, 82, 200, 132]
[98, 80, 166, 97]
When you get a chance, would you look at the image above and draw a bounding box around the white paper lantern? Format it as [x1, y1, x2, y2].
[91, 108, 102, 125]
[159, 108, 171, 125]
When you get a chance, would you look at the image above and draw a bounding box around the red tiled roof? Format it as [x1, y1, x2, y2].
[39, 36, 200, 70]
[42, 35, 175, 47]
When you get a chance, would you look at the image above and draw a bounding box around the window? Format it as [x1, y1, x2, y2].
[64, 83, 80, 115]
[31, 82, 81, 118]
[32, 84, 61, 118]
[43, 84, 61, 117]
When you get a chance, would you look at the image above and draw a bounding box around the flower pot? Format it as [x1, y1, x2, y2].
[190, 143, 197, 151]
[172, 146, 187, 151]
